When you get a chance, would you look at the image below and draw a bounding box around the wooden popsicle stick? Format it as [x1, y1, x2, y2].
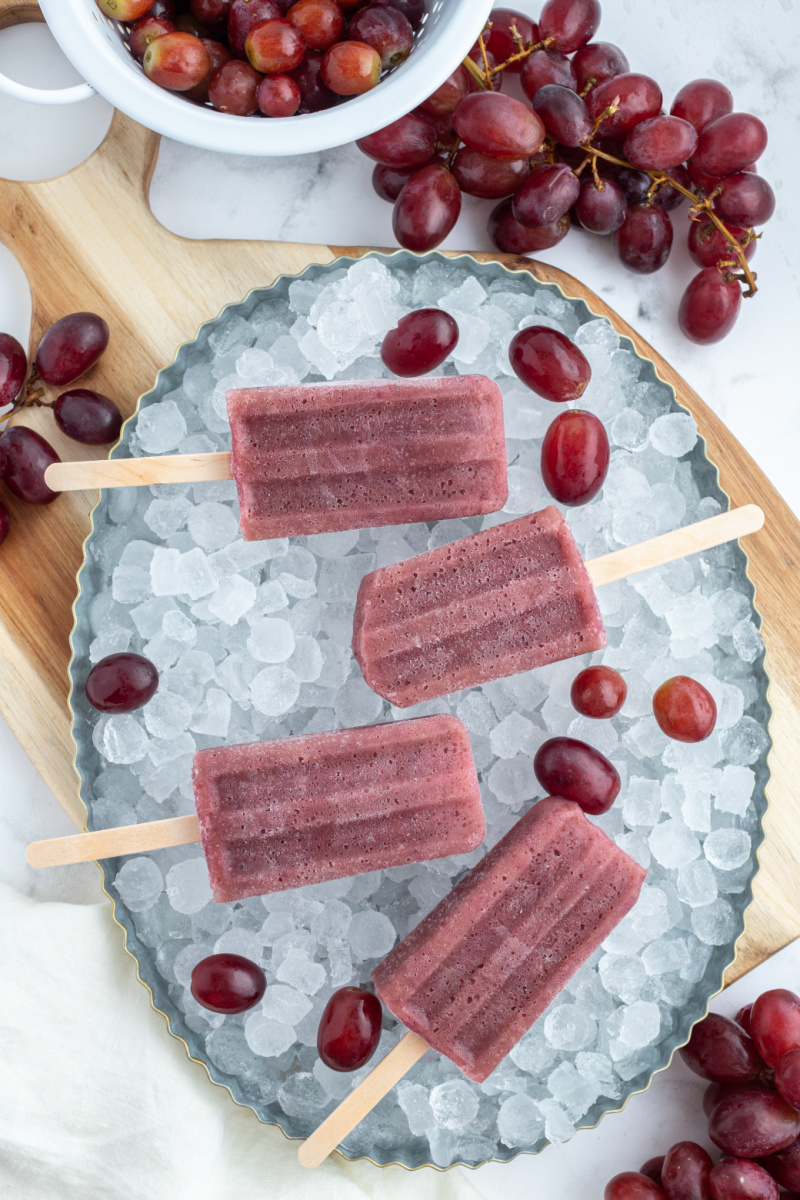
[297, 1031, 430, 1169]
[586, 505, 764, 589]
[25, 813, 201, 868]
[44, 451, 232, 492]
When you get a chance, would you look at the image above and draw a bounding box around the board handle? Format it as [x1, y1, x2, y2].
[44, 451, 232, 492]
[297, 1030, 430, 1169]
[586, 505, 764, 588]
[26, 813, 201, 867]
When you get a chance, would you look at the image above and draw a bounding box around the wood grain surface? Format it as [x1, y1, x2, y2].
[1, 2, 798, 984]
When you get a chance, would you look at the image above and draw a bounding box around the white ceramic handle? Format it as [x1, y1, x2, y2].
[0, 71, 94, 105]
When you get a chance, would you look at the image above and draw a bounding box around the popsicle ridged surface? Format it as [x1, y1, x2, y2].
[193, 715, 485, 903]
[353, 505, 608, 708]
[372, 797, 647, 1083]
[227, 375, 508, 540]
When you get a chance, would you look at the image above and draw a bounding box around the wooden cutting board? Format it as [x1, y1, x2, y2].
[1, 1, 799, 984]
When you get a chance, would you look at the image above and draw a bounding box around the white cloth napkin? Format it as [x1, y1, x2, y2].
[0, 882, 482, 1200]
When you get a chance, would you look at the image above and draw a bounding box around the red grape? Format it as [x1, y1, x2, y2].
[775, 1050, 800, 1111]
[147, 1, 177, 18]
[573, 41, 629, 93]
[654, 165, 692, 212]
[615, 204, 673, 273]
[184, 38, 231, 102]
[616, 167, 651, 205]
[35, 313, 109, 387]
[576, 178, 627, 233]
[710, 1092, 800, 1158]
[736, 1005, 754, 1036]
[539, 0, 600, 53]
[681, 1013, 764, 1082]
[175, 12, 212, 35]
[227, 0, 280, 57]
[0, 501, 9, 547]
[586, 73, 663, 136]
[653, 675, 717, 742]
[452, 147, 529, 198]
[453, 92, 545, 161]
[143, 29, 211, 88]
[661, 1141, 713, 1200]
[321, 39, 381, 93]
[130, 15, 176, 62]
[484, 8, 537, 70]
[209, 58, 260, 112]
[541, 408, 609, 505]
[641, 1158, 666, 1185]
[85, 652, 159, 713]
[348, 4, 413, 69]
[521, 48, 577, 99]
[714, 174, 775, 227]
[532, 84, 593, 146]
[671, 78, 733, 133]
[357, 112, 434, 166]
[703, 1081, 771, 1118]
[0, 426, 59, 505]
[686, 157, 757, 197]
[688, 221, 755, 269]
[488, 201, 570, 253]
[693, 112, 768, 177]
[534, 736, 621, 814]
[53, 389, 122, 445]
[246, 17, 305, 72]
[370, 0, 423, 28]
[571, 665, 627, 718]
[678, 269, 742, 345]
[256, 71, 301, 114]
[709, 1159, 779, 1200]
[509, 325, 590, 401]
[393, 163, 461, 251]
[285, 0, 343, 51]
[419, 66, 469, 117]
[372, 161, 424, 201]
[606, 1175, 667, 1200]
[751, 991, 800, 1068]
[512, 162, 580, 227]
[380, 308, 458, 377]
[191, 0, 231, 28]
[96, 0, 151, 17]
[190, 953, 266, 1013]
[623, 115, 698, 170]
[760, 1133, 800, 1191]
[0, 332, 27, 408]
[288, 48, 337, 111]
[317, 986, 382, 1071]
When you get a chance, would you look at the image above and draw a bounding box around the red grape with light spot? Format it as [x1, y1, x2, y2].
[688, 221, 755, 269]
[586, 73, 663, 136]
[661, 1141, 713, 1200]
[512, 162, 580, 227]
[709, 1158, 779, 1200]
[209, 58, 260, 112]
[85, 652, 159, 713]
[775, 1050, 800, 1111]
[185, 39, 231, 102]
[321, 39, 381, 94]
[532, 84, 593, 146]
[35, 312, 109, 387]
[681, 1013, 764, 1082]
[571, 666, 626, 718]
[751, 990, 800, 1067]
[318, 987, 382, 1071]
[534, 736, 621, 814]
[679, 269, 742, 345]
[191, 0, 232, 29]
[285, 0, 343, 52]
[703, 1081, 771, 1117]
[521, 48, 577, 99]
[392, 163, 461, 251]
[605, 1174, 667, 1200]
[576, 178, 627, 233]
[653, 675, 717, 742]
[191, 953, 266, 1013]
[760, 1133, 800, 1191]
[0, 426, 60, 505]
[671, 78, 733, 132]
[381, 309, 458, 377]
[509, 325, 591, 401]
[0, 332, 27, 407]
[348, 4, 413, 69]
[572, 41, 628, 92]
[288, 49, 337, 111]
[246, 17, 305, 73]
[143, 30, 211, 88]
[357, 113, 434, 166]
[615, 204, 674, 274]
[96, 0, 151, 18]
[693, 112, 768, 177]
[256, 71, 301, 114]
[372, 161, 424, 201]
[623, 115, 698, 170]
[130, 15, 175, 62]
[541, 409, 609, 505]
[714, 174, 776, 227]
[453, 92, 545, 160]
[538, 0, 600, 53]
[709, 1091, 800, 1158]
[453, 147, 529, 199]
[227, 0, 281, 57]
[488, 201, 570, 253]
[54, 389, 122, 445]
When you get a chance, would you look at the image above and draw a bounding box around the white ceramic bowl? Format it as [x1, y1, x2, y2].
[2, 0, 491, 155]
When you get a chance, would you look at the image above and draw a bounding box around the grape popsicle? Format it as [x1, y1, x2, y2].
[44, 375, 508, 540]
[26, 716, 486, 901]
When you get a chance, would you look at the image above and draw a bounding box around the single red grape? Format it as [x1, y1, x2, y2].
[370, 0, 423, 27]
[681, 1013, 764, 1082]
[381, 308, 458, 376]
[686, 157, 757, 198]
[96, 0, 152, 17]
[227, 0, 281, 57]
[688, 221, 755, 269]
[512, 162, 580, 227]
[246, 17, 305, 72]
[191, 0, 231, 29]
[653, 164, 692, 212]
[521, 48, 577, 99]
[606, 1173, 667, 1199]
[184, 38, 231, 103]
[0, 332, 27, 408]
[190, 953, 266, 1013]
[532, 84, 593, 146]
[586, 73, 663, 136]
[571, 665, 626, 718]
[35, 312, 109, 387]
[671, 78, 733, 133]
[256, 71, 301, 115]
[419, 65, 469, 117]
[129, 15, 176, 62]
[710, 1091, 800, 1158]
[641, 1158, 665, 1185]
[538, 0, 600, 53]
[736, 1004, 754, 1036]
[615, 204, 673, 273]
[209, 58, 260, 112]
[143, 29, 211, 88]
[541, 408, 609, 505]
[714, 174, 776, 227]
[678, 269, 742, 345]
[453, 92, 545, 161]
[703, 1081, 771, 1118]
[392, 163, 461, 251]
[760, 1133, 800, 1191]
[484, 8, 537, 70]
[576, 178, 627, 233]
[321, 40, 382, 94]
[509, 325, 590, 401]
[356, 112, 435, 166]
[623, 115, 698, 170]
[348, 4, 413, 69]
[147, 1, 177, 18]
[751, 991, 800, 1068]
[534, 737, 621, 815]
[693, 112, 768, 177]
[616, 167, 651, 205]
[488, 200, 570, 253]
[452, 147, 529, 198]
[317, 986, 382, 1071]
[288, 49, 337, 111]
[285, 0, 343, 50]
[572, 41, 629, 93]
[709, 1158, 780, 1200]
[53, 389, 122, 445]
[85, 653, 159, 713]
[775, 1050, 800, 1111]
[661, 1141, 713, 1200]
[0, 426, 59, 505]
[372, 161, 425, 201]
[653, 676, 717, 742]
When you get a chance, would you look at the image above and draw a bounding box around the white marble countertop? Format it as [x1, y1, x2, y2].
[0, 1, 799, 1193]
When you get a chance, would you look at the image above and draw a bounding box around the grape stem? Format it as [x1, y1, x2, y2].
[461, 22, 553, 88]
[0, 366, 52, 424]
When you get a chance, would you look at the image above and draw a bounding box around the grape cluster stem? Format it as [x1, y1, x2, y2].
[1, 366, 52, 425]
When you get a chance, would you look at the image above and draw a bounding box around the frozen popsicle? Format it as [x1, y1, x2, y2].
[352, 504, 765, 708]
[27, 717, 486, 902]
[44, 375, 508, 540]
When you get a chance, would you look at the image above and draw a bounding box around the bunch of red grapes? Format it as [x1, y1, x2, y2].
[96, 0, 422, 117]
[0, 314, 120, 545]
[358, 0, 773, 345]
[606, 988, 800, 1200]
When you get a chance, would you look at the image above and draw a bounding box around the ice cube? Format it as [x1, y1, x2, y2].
[214, 927, 263, 961]
[247, 617, 295, 664]
[187, 502, 239, 552]
[176, 547, 217, 600]
[89, 624, 132, 664]
[598, 954, 646, 1003]
[713, 765, 755, 816]
[244, 1013, 296, 1057]
[649, 412, 698, 457]
[113, 856, 163, 911]
[430, 1080, 480, 1130]
[317, 554, 375, 602]
[288, 636, 323, 682]
[619, 1000, 661, 1048]
[98, 714, 149, 764]
[544, 1004, 597, 1051]
[277, 1071, 329, 1118]
[205, 1024, 253, 1076]
[547, 1062, 599, 1120]
[136, 400, 187, 453]
[504, 466, 544, 514]
[490, 712, 539, 759]
[676, 858, 718, 908]
[262, 983, 313, 1025]
[347, 910, 396, 960]
[622, 778, 661, 828]
[691, 897, 737, 945]
[190, 688, 232, 737]
[497, 1094, 545, 1148]
[502, 387, 547, 440]
[721, 717, 769, 766]
[165, 856, 213, 914]
[144, 495, 192, 538]
[704, 828, 751, 871]
[250, 666, 300, 716]
[333, 677, 383, 726]
[648, 818, 701, 868]
[143, 690, 193, 739]
[276, 949, 327, 994]
[487, 755, 532, 810]
[642, 937, 690, 975]
[326, 939, 353, 987]
[207, 574, 257, 625]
